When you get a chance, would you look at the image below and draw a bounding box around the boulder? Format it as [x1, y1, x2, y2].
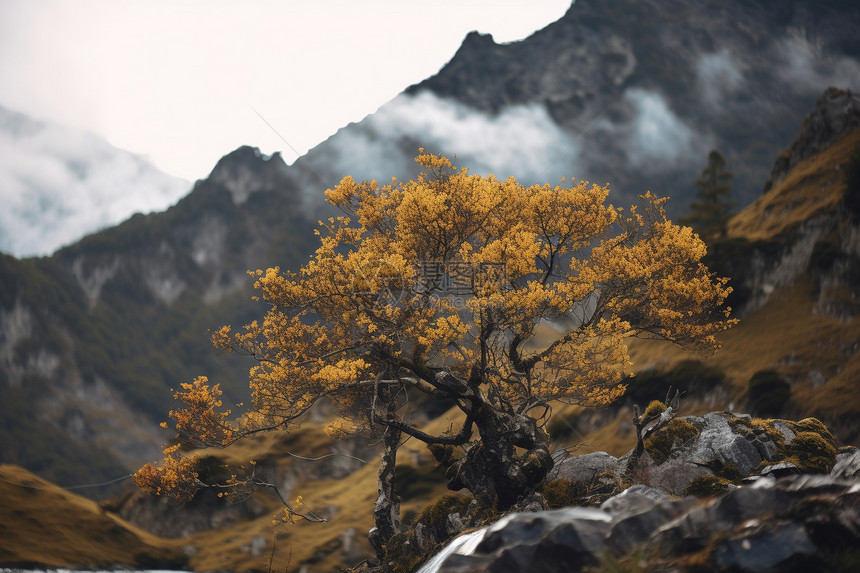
[686, 412, 764, 475]
[422, 508, 611, 573]
[548, 451, 620, 484]
[422, 474, 860, 573]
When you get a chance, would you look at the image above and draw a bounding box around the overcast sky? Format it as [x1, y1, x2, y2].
[0, 0, 570, 181]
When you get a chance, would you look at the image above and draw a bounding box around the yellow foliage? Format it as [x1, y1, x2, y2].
[139, 151, 735, 506]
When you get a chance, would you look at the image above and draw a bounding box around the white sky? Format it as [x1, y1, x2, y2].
[0, 0, 571, 181]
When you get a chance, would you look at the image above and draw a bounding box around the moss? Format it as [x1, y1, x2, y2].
[386, 494, 475, 573]
[705, 461, 742, 483]
[747, 417, 788, 448]
[643, 400, 667, 418]
[384, 533, 425, 573]
[684, 474, 732, 498]
[541, 478, 589, 508]
[644, 419, 700, 465]
[787, 431, 838, 473]
[412, 494, 473, 536]
[789, 418, 838, 450]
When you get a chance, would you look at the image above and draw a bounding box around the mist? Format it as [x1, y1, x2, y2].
[320, 92, 584, 187]
[0, 106, 189, 258]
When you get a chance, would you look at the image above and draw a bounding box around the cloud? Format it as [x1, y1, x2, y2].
[0, 106, 189, 257]
[593, 88, 710, 172]
[776, 30, 860, 92]
[321, 91, 583, 187]
[697, 51, 744, 108]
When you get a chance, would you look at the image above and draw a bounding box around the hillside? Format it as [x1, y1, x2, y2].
[116, 88, 860, 572]
[0, 464, 184, 568]
[0, 147, 317, 493]
[574, 89, 860, 456]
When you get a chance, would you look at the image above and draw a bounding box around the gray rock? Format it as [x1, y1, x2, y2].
[772, 420, 797, 443]
[549, 451, 619, 484]
[435, 508, 611, 573]
[606, 496, 699, 557]
[760, 461, 800, 478]
[600, 484, 670, 517]
[647, 458, 712, 495]
[712, 523, 818, 572]
[426, 474, 860, 573]
[831, 448, 860, 480]
[688, 412, 763, 475]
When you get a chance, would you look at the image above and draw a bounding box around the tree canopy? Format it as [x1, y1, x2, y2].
[136, 151, 736, 557]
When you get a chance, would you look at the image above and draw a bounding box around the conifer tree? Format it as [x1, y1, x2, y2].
[680, 150, 736, 241]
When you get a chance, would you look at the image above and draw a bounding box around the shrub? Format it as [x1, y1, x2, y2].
[684, 474, 731, 498]
[791, 417, 838, 449]
[746, 370, 791, 417]
[644, 419, 700, 465]
[541, 478, 589, 508]
[643, 400, 667, 418]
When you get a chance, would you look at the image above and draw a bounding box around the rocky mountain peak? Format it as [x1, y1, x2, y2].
[206, 145, 291, 204]
[767, 87, 860, 190]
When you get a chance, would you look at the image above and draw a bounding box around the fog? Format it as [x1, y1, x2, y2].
[0, 107, 189, 257]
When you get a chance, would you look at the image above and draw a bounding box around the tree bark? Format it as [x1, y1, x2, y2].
[445, 401, 552, 511]
[369, 396, 401, 560]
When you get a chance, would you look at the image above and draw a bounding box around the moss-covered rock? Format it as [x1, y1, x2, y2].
[787, 431, 838, 473]
[644, 419, 700, 465]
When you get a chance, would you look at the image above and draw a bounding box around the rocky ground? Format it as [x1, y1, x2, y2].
[416, 411, 860, 573]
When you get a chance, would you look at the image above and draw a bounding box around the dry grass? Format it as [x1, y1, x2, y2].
[0, 464, 182, 568]
[728, 127, 859, 241]
[182, 416, 457, 572]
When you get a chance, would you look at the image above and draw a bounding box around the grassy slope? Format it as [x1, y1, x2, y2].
[183, 415, 462, 572]
[0, 464, 183, 568]
[728, 128, 859, 241]
[554, 127, 860, 457]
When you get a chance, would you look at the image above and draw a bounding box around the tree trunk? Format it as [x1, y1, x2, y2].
[445, 403, 552, 511]
[369, 397, 401, 560]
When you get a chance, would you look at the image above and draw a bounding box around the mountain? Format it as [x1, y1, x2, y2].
[288, 0, 860, 218]
[1, 0, 860, 499]
[0, 105, 189, 257]
[0, 146, 316, 493]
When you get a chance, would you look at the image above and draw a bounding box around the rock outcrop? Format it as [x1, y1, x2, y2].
[767, 88, 860, 190]
[417, 411, 856, 573]
[423, 461, 860, 573]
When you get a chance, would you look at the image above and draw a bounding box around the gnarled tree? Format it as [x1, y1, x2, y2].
[136, 151, 735, 557]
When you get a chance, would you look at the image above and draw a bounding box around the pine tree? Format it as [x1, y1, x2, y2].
[681, 150, 736, 241]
